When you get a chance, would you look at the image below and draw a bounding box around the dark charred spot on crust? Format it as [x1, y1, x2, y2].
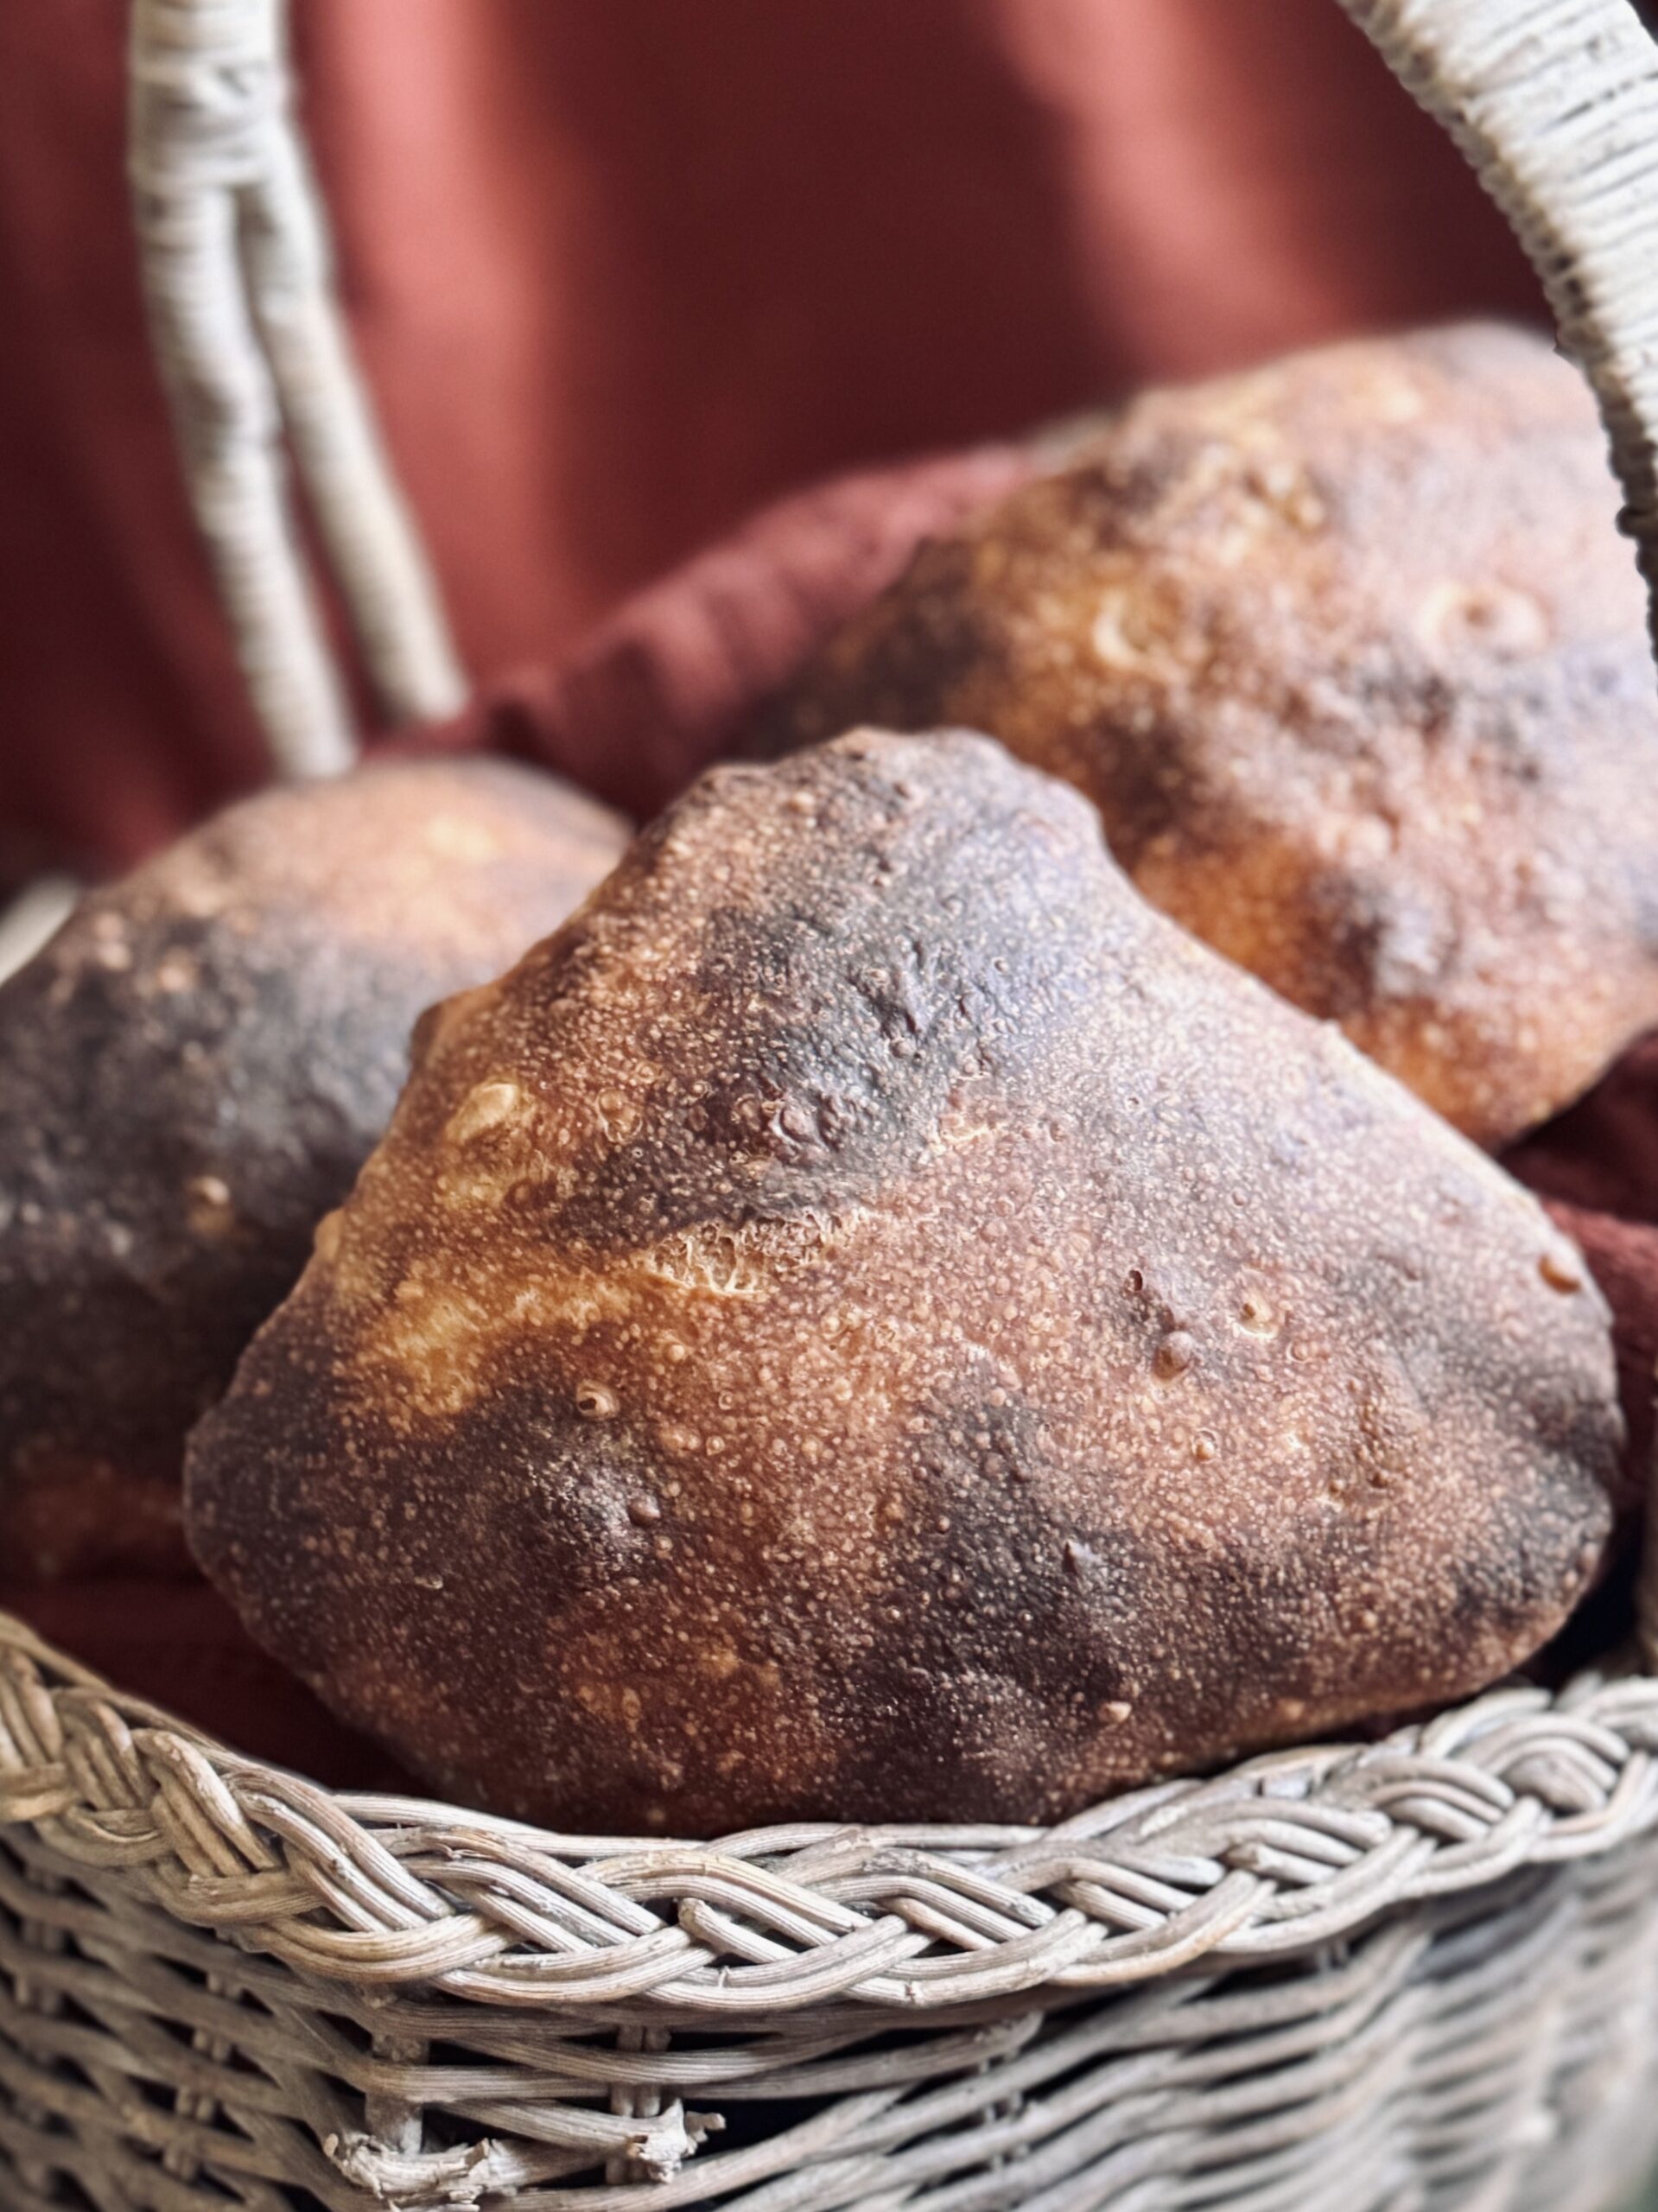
[545, 739, 1107, 1255]
[865, 1387, 1148, 1697]
[432, 1384, 681, 1599]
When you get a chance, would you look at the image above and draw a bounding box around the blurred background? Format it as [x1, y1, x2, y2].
[0, 0, 1618, 884]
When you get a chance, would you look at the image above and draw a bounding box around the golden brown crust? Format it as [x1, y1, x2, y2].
[186, 733, 1623, 1834]
[0, 757, 626, 1580]
[753, 323, 1658, 1147]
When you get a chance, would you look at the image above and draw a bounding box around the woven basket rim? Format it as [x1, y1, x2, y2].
[4, 1606, 1656, 2019]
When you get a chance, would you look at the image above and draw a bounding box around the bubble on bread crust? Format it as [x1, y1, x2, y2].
[1415, 579, 1550, 659]
[90, 913, 133, 973]
[1236, 1288, 1281, 1338]
[1090, 589, 1164, 673]
[446, 1080, 530, 1146]
[422, 812, 505, 864]
[1539, 1251, 1585, 1294]
[1248, 458, 1326, 532]
[1152, 1331, 1195, 1382]
[595, 1088, 641, 1141]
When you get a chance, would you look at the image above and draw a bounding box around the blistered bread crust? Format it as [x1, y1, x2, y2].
[757, 324, 1658, 1147]
[186, 734, 1623, 1833]
[0, 756, 626, 1580]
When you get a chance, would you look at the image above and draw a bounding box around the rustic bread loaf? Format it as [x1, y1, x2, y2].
[186, 733, 1623, 1834]
[0, 756, 626, 1580]
[753, 324, 1658, 1148]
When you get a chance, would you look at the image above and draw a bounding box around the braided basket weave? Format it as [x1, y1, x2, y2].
[8, 3, 1658, 2207]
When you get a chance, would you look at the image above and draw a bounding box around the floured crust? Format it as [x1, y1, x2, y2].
[0, 756, 626, 1580]
[754, 323, 1658, 1147]
[186, 733, 1623, 1834]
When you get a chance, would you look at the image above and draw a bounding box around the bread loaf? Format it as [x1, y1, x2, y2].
[0, 756, 626, 1579]
[186, 733, 1623, 1833]
[754, 324, 1658, 1147]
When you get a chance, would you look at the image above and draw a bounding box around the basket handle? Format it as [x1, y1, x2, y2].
[1331, 0, 1658, 1659]
[128, 0, 467, 776]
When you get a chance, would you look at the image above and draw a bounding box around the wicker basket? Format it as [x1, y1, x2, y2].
[7, 3, 1658, 2207]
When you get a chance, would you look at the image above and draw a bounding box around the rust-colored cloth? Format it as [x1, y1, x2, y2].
[1508, 1039, 1658, 1494]
[474, 441, 1044, 817]
[0, 0, 1543, 874]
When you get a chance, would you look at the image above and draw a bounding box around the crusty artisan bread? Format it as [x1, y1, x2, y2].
[0, 756, 626, 1580]
[186, 733, 1623, 1833]
[754, 324, 1658, 1148]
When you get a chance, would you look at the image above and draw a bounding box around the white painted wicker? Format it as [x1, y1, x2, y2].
[127, 0, 465, 774]
[4, 2, 1658, 2206]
